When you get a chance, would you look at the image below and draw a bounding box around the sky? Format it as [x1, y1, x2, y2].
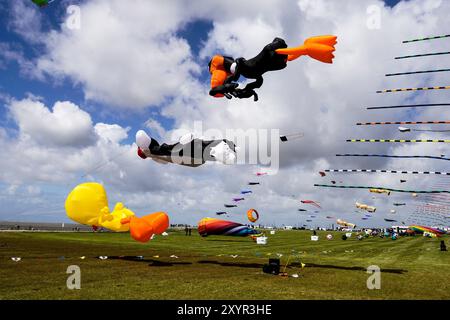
[0, 0, 449, 228]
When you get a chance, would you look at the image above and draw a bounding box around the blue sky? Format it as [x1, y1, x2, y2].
[0, 0, 448, 229]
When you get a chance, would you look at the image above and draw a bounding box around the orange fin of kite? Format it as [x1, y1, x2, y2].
[304, 35, 337, 47]
[276, 35, 337, 64]
[140, 212, 169, 235]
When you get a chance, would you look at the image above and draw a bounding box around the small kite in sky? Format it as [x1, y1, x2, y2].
[280, 132, 304, 142]
[31, 0, 55, 8]
[301, 200, 321, 208]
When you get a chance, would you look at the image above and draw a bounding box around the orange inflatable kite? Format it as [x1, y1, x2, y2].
[247, 209, 259, 223]
[65, 183, 169, 243]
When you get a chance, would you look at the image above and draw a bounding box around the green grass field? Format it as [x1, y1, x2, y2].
[0, 230, 449, 299]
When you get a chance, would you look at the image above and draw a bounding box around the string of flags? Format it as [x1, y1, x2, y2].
[324, 169, 450, 175]
[346, 139, 450, 143]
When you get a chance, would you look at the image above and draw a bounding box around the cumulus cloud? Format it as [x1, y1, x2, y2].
[94, 123, 129, 144]
[35, 0, 200, 108]
[8, 98, 97, 147]
[144, 118, 166, 139]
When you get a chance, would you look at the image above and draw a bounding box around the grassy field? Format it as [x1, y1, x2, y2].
[0, 230, 449, 300]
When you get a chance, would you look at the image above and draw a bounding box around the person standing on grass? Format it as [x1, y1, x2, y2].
[188, 227, 192, 236]
[185, 225, 188, 236]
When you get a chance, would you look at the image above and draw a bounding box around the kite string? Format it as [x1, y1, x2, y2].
[395, 51, 450, 59]
[80, 148, 130, 179]
[366, 104, 450, 110]
[357, 121, 450, 125]
[385, 69, 450, 77]
[323, 169, 450, 175]
[402, 34, 450, 43]
[314, 184, 450, 194]
[346, 139, 450, 143]
[376, 86, 450, 94]
[335, 154, 450, 161]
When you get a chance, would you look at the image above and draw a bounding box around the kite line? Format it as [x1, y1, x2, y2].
[357, 121, 450, 125]
[395, 51, 450, 59]
[280, 132, 304, 142]
[386, 69, 450, 77]
[402, 34, 450, 43]
[314, 184, 450, 194]
[400, 128, 450, 133]
[346, 139, 450, 143]
[366, 103, 450, 110]
[324, 169, 450, 175]
[335, 154, 450, 161]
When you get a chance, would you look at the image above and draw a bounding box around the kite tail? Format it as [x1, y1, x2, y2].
[276, 35, 337, 63]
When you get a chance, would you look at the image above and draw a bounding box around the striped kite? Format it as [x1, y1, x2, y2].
[198, 218, 261, 237]
[409, 225, 446, 236]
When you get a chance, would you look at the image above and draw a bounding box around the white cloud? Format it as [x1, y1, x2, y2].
[35, 0, 200, 108]
[94, 123, 129, 144]
[144, 118, 166, 139]
[7, 0, 45, 44]
[8, 98, 97, 147]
